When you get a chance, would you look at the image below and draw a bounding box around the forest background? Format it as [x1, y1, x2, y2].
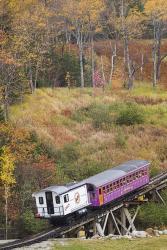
[0, 0, 167, 238]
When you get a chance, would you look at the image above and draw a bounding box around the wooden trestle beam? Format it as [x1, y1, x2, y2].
[94, 205, 141, 237]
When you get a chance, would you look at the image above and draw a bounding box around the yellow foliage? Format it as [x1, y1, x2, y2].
[62, 0, 104, 26]
[0, 146, 15, 187]
[145, 0, 167, 20]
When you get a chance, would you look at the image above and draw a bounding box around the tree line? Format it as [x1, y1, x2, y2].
[0, 0, 167, 121]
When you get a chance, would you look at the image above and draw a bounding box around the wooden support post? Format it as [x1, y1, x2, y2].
[121, 207, 126, 235]
[102, 212, 109, 235]
[107, 214, 115, 235]
[93, 220, 97, 236]
[155, 190, 166, 205]
[124, 206, 140, 234]
[115, 217, 128, 235]
[96, 222, 105, 237]
[110, 210, 122, 235]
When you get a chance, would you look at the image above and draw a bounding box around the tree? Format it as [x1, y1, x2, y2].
[0, 1, 28, 121]
[0, 146, 15, 239]
[62, 0, 104, 87]
[9, 0, 52, 93]
[119, 0, 145, 89]
[145, 0, 167, 87]
[0, 53, 23, 122]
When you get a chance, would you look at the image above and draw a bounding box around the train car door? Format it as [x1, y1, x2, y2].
[99, 187, 104, 206]
[45, 191, 54, 214]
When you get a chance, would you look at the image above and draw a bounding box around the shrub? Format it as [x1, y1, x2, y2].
[30, 130, 57, 159]
[20, 210, 48, 235]
[71, 107, 91, 123]
[150, 160, 162, 177]
[90, 104, 113, 130]
[137, 197, 167, 228]
[57, 141, 80, 165]
[72, 103, 114, 130]
[116, 103, 145, 126]
[0, 106, 4, 122]
[56, 141, 81, 180]
[115, 131, 127, 148]
[157, 142, 167, 162]
[78, 160, 104, 180]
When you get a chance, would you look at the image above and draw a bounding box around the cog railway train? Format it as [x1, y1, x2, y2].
[32, 160, 150, 224]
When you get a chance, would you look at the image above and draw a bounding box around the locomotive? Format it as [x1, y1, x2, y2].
[32, 160, 150, 224]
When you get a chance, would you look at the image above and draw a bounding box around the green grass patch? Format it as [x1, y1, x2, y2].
[72, 102, 146, 128]
[137, 192, 167, 228]
[116, 103, 145, 126]
[129, 84, 167, 98]
[72, 103, 114, 129]
[50, 114, 77, 127]
[53, 237, 167, 250]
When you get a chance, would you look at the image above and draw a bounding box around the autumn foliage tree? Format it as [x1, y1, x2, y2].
[62, 0, 104, 87]
[0, 146, 15, 239]
[9, 0, 52, 93]
[145, 0, 167, 87]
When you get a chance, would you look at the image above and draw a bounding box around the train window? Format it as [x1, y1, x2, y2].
[107, 185, 110, 193]
[110, 184, 112, 192]
[127, 177, 130, 183]
[129, 175, 132, 182]
[64, 194, 69, 203]
[39, 197, 44, 205]
[88, 185, 94, 192]
[55, 196, 60, 204]
[139, 171, 142, 177]
[99, 188, 102, 195]
[120, 179, 123, 187]
[103, 186, 106, 193]
[123, 178, 126, 184]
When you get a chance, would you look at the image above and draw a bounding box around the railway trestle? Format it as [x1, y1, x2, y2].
[82, 199, 151, 238]
[95, 204, 141, 236]
[67, 171, 167, 238]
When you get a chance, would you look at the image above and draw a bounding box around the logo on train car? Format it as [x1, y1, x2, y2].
[74, 192, 80, 203]
[65, 203, 70, 210]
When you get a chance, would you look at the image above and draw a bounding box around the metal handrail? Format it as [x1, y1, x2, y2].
[38, 206, 64, 216]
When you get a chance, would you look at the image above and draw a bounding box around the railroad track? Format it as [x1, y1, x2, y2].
[0, 171, 167, 250]
[0, 226, 70, 250]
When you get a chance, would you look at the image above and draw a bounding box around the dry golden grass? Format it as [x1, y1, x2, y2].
[10, 86, 167, 172]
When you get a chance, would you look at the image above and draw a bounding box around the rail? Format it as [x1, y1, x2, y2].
[0, 171, 167, 250]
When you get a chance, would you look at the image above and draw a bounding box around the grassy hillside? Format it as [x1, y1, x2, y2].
[2, 84, 165, 233]
[53, 237, 167, 250]
[10, 85, 167, 182]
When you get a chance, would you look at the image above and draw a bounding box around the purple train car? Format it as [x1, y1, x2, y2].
[85, 159, 150, 207]
[33, 160, 150, 221]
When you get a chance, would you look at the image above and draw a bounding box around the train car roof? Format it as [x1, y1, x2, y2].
[33, 160, 149, 196]
[81, 159, 149, 188]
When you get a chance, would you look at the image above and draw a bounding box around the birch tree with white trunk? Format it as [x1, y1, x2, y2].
[145, 0, 167, 87]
